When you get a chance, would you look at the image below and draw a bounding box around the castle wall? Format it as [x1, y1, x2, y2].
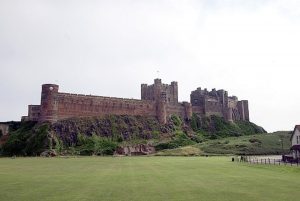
[204, 98, 223, 117]
[53, 93, 157, 122]
[166, 102, 192, 121]
[25, 80, 250, 124]
[0, 124, 9, 136]
[27, 105, 40, 121]
[192, 106, 205, 115]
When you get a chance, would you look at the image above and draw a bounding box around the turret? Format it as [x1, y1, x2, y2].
[40, 84, 59, 122]
[141, 84, 148, 100]
[183, 102, 192, 120]
[227, 108, 233, 122]
[156, 92, 167, 124]
[242, 100, 249, 121]
[171, 81, 178, 103]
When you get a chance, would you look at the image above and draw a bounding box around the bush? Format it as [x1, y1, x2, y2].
[77, 134, 118, 155]
[190, 114, 202, 131]
[1, 121, 48, 156]
[171, 115, 182, 127]
[155, 131, 195, 151]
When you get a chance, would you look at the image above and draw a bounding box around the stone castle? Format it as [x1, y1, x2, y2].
[22, 79, 249, 124]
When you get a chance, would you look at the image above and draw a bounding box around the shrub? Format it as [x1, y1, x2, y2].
[155, 131, 195, 151]
[1, 121, 49, 156]
[171, 115, 182, 127]
[77, 134, 118, 155]
[249, 138, 262, 144]
[190, 114, 202, 131]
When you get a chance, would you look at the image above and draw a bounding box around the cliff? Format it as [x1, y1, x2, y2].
[1, 115, 265, 156]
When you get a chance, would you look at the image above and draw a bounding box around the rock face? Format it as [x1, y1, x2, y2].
[114, 144, 155, 156]
[40, 149, 57, 157]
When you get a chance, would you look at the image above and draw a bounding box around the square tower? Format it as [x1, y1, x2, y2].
[141, 79, 178, 105]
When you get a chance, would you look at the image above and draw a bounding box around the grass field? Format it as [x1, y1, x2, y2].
[0, 157, 299, 201]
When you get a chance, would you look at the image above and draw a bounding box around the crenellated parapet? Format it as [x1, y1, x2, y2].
[191, 87, 249, 122]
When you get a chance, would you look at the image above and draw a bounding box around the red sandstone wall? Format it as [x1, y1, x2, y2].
[167, 104, 186, 118]
[166, 102, 192, 120]
[28, 105, 41, 121]
[192, 106, 205, 115]
[204, 99, 223, 117]
[54, 93, 157, 120]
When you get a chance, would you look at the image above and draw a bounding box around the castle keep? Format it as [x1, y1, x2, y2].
[22, 79, 249, 124]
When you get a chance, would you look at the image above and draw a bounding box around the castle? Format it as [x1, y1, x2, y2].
[22, 79, 249, 124]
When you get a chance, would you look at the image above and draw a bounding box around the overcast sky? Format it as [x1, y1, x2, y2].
[1, 0, 300, 132]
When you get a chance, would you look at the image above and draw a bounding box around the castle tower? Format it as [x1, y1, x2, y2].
[227, 108, 233, 122]
[40, 84, 59, 122]
[183, 101, 192, 120]
[170, 81, 178, 104]
[237, 101, 245, 121]
[141, 79, 178, 105]
[242, 100, 249, 121]
[156, 91, 167, 124]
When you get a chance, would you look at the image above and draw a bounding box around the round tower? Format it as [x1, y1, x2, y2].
[40, 84, 59, 122]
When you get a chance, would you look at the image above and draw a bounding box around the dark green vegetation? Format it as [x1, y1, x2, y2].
[0, 115, 269, 156]
[190, 114, 266, 138]
[1, 122, 49, 156]
[0, 157, 299, 201]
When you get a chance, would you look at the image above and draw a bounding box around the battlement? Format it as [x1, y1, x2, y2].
[141, 78, 178, 104]
[23, 79, 249, 124]
[191, 86, 249, 121]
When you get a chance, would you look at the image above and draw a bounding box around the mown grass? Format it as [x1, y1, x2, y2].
[0, 156, 299, 201]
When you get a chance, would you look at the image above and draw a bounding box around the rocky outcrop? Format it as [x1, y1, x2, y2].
[114, 144, 155, 156]
[40, 149, 57, 157]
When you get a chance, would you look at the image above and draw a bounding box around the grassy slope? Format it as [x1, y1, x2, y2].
[157, 131, 292, 156]
[198, 131, 291, 155]
[0, 157, 299, 201]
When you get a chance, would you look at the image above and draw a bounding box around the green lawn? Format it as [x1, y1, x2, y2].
[0, 157, 299, 201]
